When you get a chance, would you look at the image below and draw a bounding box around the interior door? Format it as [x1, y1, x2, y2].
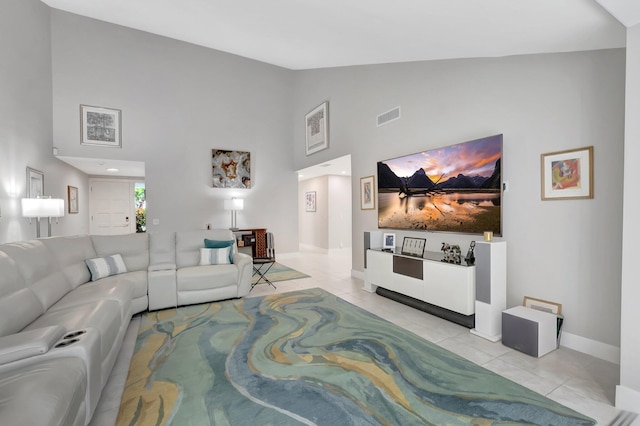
[89, 179, 135, 235]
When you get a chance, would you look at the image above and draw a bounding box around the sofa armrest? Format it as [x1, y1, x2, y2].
[233, 252, 253, 297]
[148, 263, 177, 272]
[0, 326, 66, 365]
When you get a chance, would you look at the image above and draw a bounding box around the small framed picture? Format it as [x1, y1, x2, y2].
[360, 175, 375, 210]
[401, 237, 426, 257]
[382, 232, 396, 251]
[305, 102, 329, 155]
[26, 167, 44, 198]
[80, 104, 122, 148]
[541, 146, 593, 200]
[68, 185, 79, 214]
[523, 296, 562, 315]
[305, 191, 316, 212]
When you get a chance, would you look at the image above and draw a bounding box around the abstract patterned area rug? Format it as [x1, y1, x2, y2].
[116, 288, 594, 426]
[251, 262, 309, 284]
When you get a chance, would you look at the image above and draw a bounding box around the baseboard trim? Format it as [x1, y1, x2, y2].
[351, 269, 364, 280]
[560, 332, 620, 364]
[616, 385, 640, 415]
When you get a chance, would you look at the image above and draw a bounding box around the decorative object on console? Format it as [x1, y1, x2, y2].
[305, 191, 316, 212]
[80, 105, 122, 148]
[223, 198, 244, 231]
[441, 243, 461, 264]
[377, 134, 502, 235]
[305, 101, 329, 155]
[483, 231, 493, 242]
[382, 232, 396, 251]
[26, 167, 44, 198]
[360, 175, 375, 210]
[541, 146, 593, 200]
[464, 241, 476, 265]
[67, 186, 78, 214]
[401, 236, 425, 257]
[212, 149, 251, 188]
[21, 196, 65, 238]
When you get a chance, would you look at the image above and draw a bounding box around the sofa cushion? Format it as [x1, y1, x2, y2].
[85, 254, 128, 281]
[0, 357, 86, 426]
[177, 264, 238, 291]
[0, 241, 72, 311]
[149, 231, 176, 266]
[0, 251, 44, 337]
[91, 233, 150, 272]
[25, 300, 123, 360]
[41, 236, 96, 289]
[199, 247, 232, 265]
[49, 276, 135, 322]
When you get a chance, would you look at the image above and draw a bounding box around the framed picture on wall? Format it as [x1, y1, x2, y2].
[80, 104, 122, 148]
[305, 191, 316, 212]
[26, 167, 44, 198]
[68, 186, 79, 214]
[360, 175, 375, 210]
[305, 102, 329, 155]
[541, 146, 593, 200]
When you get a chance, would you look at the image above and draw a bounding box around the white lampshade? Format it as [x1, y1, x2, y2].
[22, 198, 65, 218]
[224, 198, 244, 211]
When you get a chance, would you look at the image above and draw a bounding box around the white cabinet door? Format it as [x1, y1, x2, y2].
[424, 261, 475, 315]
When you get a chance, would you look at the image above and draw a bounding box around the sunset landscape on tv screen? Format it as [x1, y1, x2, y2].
[377, 134, 502, 235]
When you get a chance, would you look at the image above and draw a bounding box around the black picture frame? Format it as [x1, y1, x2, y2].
[401, 237, 426, 257]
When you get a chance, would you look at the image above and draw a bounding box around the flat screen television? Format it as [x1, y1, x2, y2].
[377, 134, 502, 235]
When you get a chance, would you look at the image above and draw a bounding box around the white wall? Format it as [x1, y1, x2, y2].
[0, 0, 89, 244]
[49, 11, 298, 253]
[299, 177, 329, 249]
[292, 50, 626, 351]
[298, 175, 352, 250]
[617, 23, 640, 410]
[328, 175, 352, 249]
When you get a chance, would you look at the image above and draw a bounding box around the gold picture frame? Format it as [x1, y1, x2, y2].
[523, 296, 562, 315]
[360, 175, 375, 210]
[541, 146, 593, 200]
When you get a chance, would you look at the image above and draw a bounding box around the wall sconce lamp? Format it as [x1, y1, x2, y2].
[223, 198, 244, 231]
[21, 196, 65, 238]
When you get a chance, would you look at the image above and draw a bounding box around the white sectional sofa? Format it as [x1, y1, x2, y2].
[0, 229, 252, 426]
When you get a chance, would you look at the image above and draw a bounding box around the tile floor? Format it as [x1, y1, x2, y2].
[90, 247, 635, 425]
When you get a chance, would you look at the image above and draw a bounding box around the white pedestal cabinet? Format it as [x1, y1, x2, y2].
[470, 241, 507, 342]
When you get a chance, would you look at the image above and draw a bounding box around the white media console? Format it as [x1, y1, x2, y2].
[364, 234, 506, 332]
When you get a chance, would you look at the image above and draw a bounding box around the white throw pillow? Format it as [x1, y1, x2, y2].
[85, 254, 128, 282]
[199, 247, 232, 265]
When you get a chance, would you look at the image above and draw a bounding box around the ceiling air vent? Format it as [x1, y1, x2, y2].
[377, 106, 401, 127]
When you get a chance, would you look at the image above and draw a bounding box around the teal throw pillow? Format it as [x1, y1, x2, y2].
[204, 239, 235, 263]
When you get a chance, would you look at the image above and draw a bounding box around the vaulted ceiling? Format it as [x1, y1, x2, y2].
[42, 0, 633, 71]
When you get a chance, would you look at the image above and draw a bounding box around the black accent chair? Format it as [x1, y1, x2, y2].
[252, 232, 276, 289]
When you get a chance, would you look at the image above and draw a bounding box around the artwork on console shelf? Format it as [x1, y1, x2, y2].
[401, 237, 426, 257]
[382, 233, 396, 251]
[67, 186, 79, 214]
[360, 175, 375, 210]
[305, 102, 329, 155]
[541, 146, 593, 200]
[305, 191, 316, 212]
[212, 149, 251, 188]
[26, 167, 44, 198]
[377, 134, 502, 235]
[80, 105, 122, 147]
[523, 296, 562, 315]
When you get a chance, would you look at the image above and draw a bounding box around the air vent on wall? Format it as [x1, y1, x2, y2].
[377, 106, 401, 127]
